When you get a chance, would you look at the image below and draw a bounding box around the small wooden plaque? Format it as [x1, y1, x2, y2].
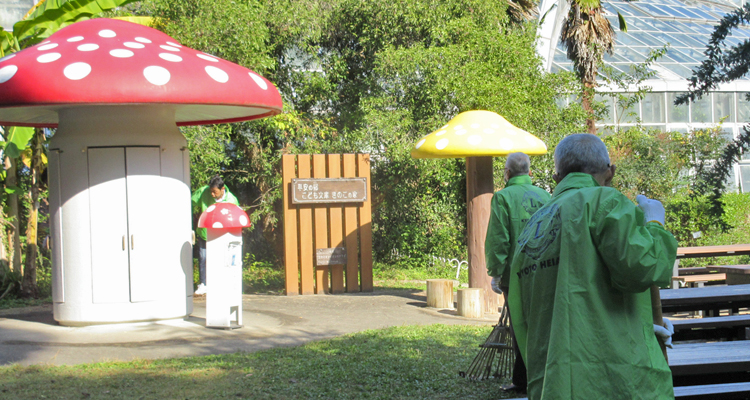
[316, 247, 347, 266]
[291, 178, 367, 204]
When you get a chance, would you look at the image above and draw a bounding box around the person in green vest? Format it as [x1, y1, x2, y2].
[485, 152, 551, 394]
[191, 175, 239, 295]
[509, 133, 677, 400]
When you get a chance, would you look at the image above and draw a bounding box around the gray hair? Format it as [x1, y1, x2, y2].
[554, 134, 610, 178]
[505, 152, 530, 177]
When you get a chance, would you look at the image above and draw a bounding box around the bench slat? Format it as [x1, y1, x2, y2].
[672, 314, 750, 331]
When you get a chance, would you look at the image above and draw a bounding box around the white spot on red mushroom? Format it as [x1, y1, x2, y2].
[416, 139, 426, 149]
[98, 29, 116, 38]
[124, 42, 145, 49]
[143, 66, 170, 86]
[77, 44, 99, 52]
[110, 49, 134, 58]
[160, 45, 180, 52]
[67, 36, 84, 42]
[220, 208, 230, 215]
[212, 222, 224, 229]
[0, 54, 16, 63]
[159, 53, 182, 62]
[37, 53, 62, 63]
[38, 43, 58, 51]
[468, 135, 482, 145]
[206, 205, 216, 212]
[0, 65, 18, 84]
[239, 215, 249, 226]
[206, 66, 229, 83]
[197, 54, 218, 62]
[134, 37, 152, 44]
[40, 41, 51, 45]
[248, 72, 268, 90]
[63, 62, 91, 80]
[435, 130, 447, 136]
[166, 42, 182, 47]
[436, 138, 449, 150]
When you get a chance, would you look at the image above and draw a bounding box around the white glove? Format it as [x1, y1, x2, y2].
[636, 195, 666, 226]
[653, 318, 674, 349]
[490, 276, 504, 295]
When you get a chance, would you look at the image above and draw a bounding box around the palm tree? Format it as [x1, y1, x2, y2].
[560, 0, 615, 134]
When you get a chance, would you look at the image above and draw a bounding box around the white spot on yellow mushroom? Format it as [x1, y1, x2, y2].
[416, 139, 426, 149]
[483, 128, 495, 134]
[135, 37, 152, 44]
[159, 53, 183, 62]
[124, 42, 145, 49]
[435, 130, 447, 136]
[212, 222, 224, 229]
[143, 65, 170, 85]
[455, 129, 467, 135]
[77, 44, 99, 52]
[491, 123, 500, 129]
[206, 205, 216, 212]
[110, 49, 134, 58]
[249, 72, 268, 90]
[206, 66, 229, 83]
[499, 138, 514, 151]
[453, 125, 463, 130]
[0, 65, 18, 83]
[468, 135, 482, 145]
[470, 123, 480, 129]
[38, 43, 58, 51]
[37, 53, 61, 63]
[525, 136, 538, 145]
[160, 45, 180, 52]
[67, 36, 84, 42]
[98, 29, 116, 38]
[436, 138, 449, 150]
[441, 124, 449, 129]
[63, 62, 91, 80]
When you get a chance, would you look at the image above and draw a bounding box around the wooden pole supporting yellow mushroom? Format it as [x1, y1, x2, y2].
[411, 110, 547, 313]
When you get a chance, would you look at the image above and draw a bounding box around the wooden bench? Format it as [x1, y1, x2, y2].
[712, 265, 750, 285]
[678, 267, 718, 275]
[671, 273, 726, 288]
[507, 382, 750, 399]
[672, 314, 750, 341]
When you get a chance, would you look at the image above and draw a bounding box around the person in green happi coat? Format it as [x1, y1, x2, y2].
[509, 133, 677, 400]
[485, 152, 551, 393]
[191, 175, 239, 295]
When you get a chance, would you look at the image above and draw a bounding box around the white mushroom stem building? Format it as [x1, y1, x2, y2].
[0, 19, 282, 325]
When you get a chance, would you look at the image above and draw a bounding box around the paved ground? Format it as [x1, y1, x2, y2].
[0, 289, 497, 366]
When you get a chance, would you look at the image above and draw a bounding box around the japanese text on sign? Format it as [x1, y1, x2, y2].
[291, 178, 367, 204]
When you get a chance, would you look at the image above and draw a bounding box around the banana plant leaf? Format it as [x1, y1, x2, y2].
[4, 126, 35, 159]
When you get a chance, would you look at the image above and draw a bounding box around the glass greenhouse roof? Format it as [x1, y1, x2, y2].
[543, 0, 750, 89]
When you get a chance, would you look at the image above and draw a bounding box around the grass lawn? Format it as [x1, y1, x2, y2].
[0, 324, 518, 400]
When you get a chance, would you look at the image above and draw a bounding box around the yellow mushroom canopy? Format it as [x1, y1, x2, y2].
[411, 110, 547, 159]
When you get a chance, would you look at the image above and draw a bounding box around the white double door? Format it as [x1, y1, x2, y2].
[89, 146, 164, 304]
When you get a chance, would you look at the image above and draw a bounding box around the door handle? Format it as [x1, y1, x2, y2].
[122, 235, 126, 251]
[131, 234, 134, 250]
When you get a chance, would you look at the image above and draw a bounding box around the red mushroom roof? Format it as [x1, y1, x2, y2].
[0, 18, 283, 127]
[198, 203, 251, 229]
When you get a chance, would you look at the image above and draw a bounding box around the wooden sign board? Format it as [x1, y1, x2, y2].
[316, 247, 347, 266]
[291, 178, 367, 204]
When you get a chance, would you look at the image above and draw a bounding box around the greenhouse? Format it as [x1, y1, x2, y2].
[538, 0, 750, 191]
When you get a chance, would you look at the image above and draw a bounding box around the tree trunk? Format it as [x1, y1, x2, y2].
[466, 156, 501, 314]
[582, 80, 597, 135]
[4, 156, 21, 274]
[21, 128, 43, 298]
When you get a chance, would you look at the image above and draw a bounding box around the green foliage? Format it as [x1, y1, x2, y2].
[242, 253, 284, 294]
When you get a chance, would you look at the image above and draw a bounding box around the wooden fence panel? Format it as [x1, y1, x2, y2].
[358, 154, 373, 292]
[313, 154, 329, 294]
[297, 155, 315, 295]
[282, 153, 371, 295]
[342, 154, 359, 292]
[327, 155, 345, 294]
[282, 154, 299, 295]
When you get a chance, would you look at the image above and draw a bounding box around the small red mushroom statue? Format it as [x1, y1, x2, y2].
[0, 18, 282, 326]
[198, 203, 251, 329]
